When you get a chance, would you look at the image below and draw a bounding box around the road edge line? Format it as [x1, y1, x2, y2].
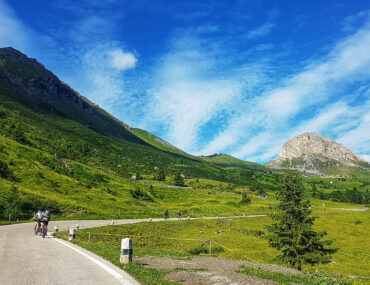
[53, 238, 139, 285]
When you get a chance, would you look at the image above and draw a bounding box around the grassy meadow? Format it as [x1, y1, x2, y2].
[55, 202, 369, 284]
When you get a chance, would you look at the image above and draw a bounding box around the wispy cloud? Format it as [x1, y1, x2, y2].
[142, 35, 242, 150]
[1, 1, 369, 164]
[0, 0, 32, 53]
[247, 23, 276, 39]
[198, 20, 370, 162]
[109, 49, 137, 71]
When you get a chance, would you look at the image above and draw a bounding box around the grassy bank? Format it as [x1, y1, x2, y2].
[55, 205, 369, 284]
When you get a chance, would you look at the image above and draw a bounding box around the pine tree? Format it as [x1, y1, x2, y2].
[157, 169, 165, 181]
[240, 191, 251, 203]
[174, 172, 184, 186]
[266, 171, 337, 271]
[135, 171, 142, 181]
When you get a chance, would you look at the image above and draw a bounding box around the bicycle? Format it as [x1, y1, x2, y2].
[34, 222, 42, 236]
[41, 221, 48, 238]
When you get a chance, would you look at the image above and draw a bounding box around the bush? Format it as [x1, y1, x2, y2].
[174, 172, 184, 186]
[240, 191, 251, 204]
[0, 160, 11, 178]
[188, 243, 224, 255]
[130, 188, 154, 202]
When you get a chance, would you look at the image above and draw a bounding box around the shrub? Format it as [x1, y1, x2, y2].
[240, 191, 251, 204]
[0, 160, 11, 178]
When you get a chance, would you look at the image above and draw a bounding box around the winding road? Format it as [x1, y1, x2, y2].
[0, 215, 266, 285]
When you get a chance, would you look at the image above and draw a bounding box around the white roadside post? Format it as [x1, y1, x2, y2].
[54, 225, 59, 232]
[120, 238, 132, 264]
[69, 228, 76, 241]
[111, 220, 115, 226]
[76, 224, 79, 230]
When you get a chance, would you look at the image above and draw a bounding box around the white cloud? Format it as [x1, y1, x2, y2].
[109, 49, 137, 70]
[336, 107, 370, 155]
[247, 23, 275, 39]
[65, 44, 138, 111]
[196, 21, 370, 163]
[142, 35, 242, 151]
[0, 0, 32, 52]
[361, 154, 370, 162]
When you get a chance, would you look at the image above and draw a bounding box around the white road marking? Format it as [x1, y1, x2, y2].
[53, 238, 139, 285]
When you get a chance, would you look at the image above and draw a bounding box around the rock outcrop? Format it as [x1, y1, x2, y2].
[267, 132, 369, 176]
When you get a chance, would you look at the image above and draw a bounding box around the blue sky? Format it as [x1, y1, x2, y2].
[1, 0, 370, 163]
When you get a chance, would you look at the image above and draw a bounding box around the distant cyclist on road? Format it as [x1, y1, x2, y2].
[178, 210, 182, 219]
[41, 209, 51, 237]
[164, 209, 169, 219]
[33, 210, 42, 234]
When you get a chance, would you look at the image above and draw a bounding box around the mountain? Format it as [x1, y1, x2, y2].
[0, 47, 142, 143]
[129, 128, 195, 158]
[266, 132, 370, 176]
[200, 153, 269, 172]
[0, 47, 286, 220]
[0, 47, 273, 185]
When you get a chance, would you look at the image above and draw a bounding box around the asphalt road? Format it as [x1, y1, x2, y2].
[0, 220, 144, 285]
[0, 215, 266, 285]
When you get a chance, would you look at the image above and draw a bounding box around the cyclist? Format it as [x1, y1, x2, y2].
[164, 209, 169, 219]
[33, 209, 42, 234]
[178, 210, 182, 219]
[41, 209, 51, 237]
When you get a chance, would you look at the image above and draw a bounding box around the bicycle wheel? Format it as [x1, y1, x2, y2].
[42, 226, 46, 238]
[34, 224, 37, 235]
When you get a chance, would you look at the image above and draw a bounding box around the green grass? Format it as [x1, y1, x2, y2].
[130, 128, 193, 159]
[0, 131, 277, 220]
[55, 202, 370, 283]
[237, 266, 351, 285]
[200, 153, 269, 172]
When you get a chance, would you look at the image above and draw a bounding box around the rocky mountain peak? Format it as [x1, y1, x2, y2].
[267, 132, 368, 176]
[278, 132, 363, 162]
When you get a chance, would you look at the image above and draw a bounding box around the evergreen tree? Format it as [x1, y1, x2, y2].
[311, 184, 318, 198]
[240, 191, 251, 203]
[0, 160, 11, 178]
[135, 171, 142, 181]
[174, 172, 184, 186]
[266, 171, 337, 271]
[157, 169, 166, 181]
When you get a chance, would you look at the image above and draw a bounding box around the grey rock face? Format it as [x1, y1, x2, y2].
[267, 132, 368, 175]
[278, 132, 363, 162]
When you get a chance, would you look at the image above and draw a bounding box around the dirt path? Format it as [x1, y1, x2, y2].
[136, 256, 301, 285]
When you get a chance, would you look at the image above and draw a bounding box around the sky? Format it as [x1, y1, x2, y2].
[1, 0, 370, 163]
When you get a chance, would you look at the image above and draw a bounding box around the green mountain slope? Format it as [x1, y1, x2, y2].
[2, 47, 366, 221]
[0, 47, 142, 143]
[130, 128, 195, 158]
[0, 47, 284, 220]
[200, 153, 269, 172]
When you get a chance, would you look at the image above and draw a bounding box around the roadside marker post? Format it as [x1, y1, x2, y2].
[69, 228, 76, 240]
[76, 224, 79, 230]
[54, 225, 58, 232]
[120, 238, 133, 264]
